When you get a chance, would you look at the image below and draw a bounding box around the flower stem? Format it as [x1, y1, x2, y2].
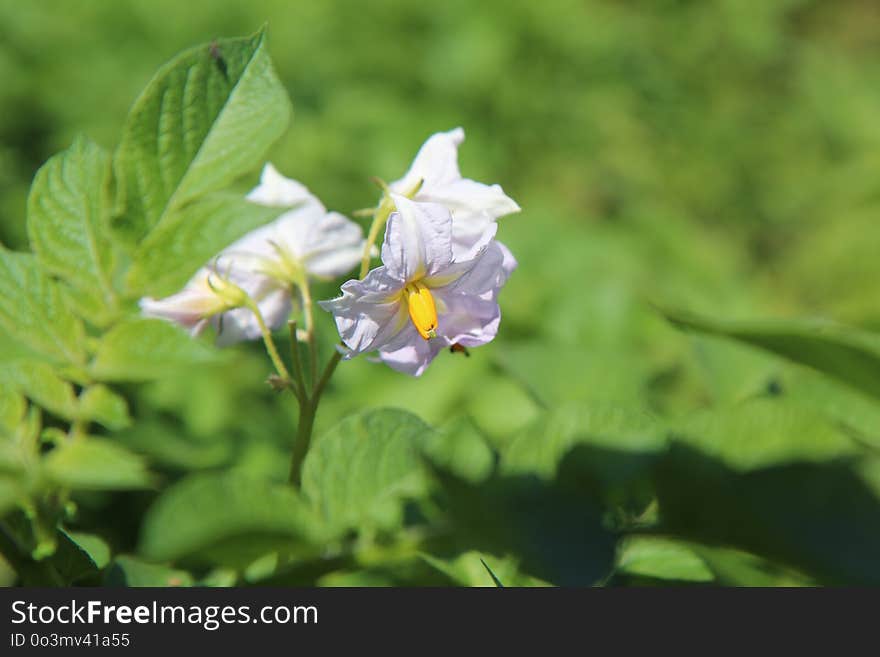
[288, 349, 342, 487]
[288, 398, 316, 487]
[250, 301, 290, 381]
[286, 321, 307, 403]
[299, 279, 318, 387]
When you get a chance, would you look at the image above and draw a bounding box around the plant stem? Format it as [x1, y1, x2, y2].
[288, 398, 316, 488]
[299, 280, 318, 387]
[287, 320, 307, 403]
[288, 349, 342, 488]
[251, 302, 290, 381]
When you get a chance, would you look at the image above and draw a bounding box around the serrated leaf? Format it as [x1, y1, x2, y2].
[89, 318, 220, 382]
[105, 555, 193, 587]
[43, 437, 152, 490]
[0, 249, 86, 366]
[139, 471, 323, 566]
[27, 136, 120, 325]
[114, 29, 291, 242]
[302, 409, 434, 533]
[126, 194, 282, 296]
[77, 385, 131, 430]
[664, 308, 880, 402]
[0, 360, 77, 420]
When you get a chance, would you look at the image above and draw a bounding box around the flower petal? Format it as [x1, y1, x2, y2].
[390, 127, 465, 194]
[377, 324, 446, 376]
[139, 270, 223, 331]
[433, 290, 501, 348]
[300, 211, 365, 278]
[382, 195, 453, 281]
[247, 163, 315, 207]
[215, 286, 292, 347]
[443, 239, 507, 298]
[318, 267, 408, 356]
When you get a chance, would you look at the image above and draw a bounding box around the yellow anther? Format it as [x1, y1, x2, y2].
[404, 282, 438, 340]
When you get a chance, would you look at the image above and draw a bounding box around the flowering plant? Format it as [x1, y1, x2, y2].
[4, 26, 880, 588]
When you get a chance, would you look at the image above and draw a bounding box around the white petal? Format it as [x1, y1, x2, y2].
[247, 163, 315, 207]
[318, 268, 408, 356]
[495, 240, 518, 289]
[382, 195, 453, 282]
[300, 211, 366, 278]
[442, 240, 507, 298]
[139, 270, 222, 330]
[390, 127, 465, 194]
[422, 179, 520, 222]
[377, 324, 446, 377]
[433, 291, 500, 348]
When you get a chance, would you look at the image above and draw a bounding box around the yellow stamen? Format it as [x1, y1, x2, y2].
[404, 282, 438, 340]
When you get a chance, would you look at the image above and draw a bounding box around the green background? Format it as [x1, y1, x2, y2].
[2, 0, 880, 586]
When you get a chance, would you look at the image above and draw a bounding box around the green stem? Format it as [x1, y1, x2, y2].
[288, 399, 315, 488]
[299, 279, 318, 387]
[287, 320, 307, 403]
[250, 301, 290, 381]
[288, 350, 343, 488]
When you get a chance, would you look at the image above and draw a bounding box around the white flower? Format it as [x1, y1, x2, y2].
[139, 267, 289, 346]
[390, 127, 520, 283]
[233, 163, 366, 282]
[140, 164, 367, 346]
[320, 195, 507, 376]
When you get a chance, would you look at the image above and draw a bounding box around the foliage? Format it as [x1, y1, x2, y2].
[2, 1, 880, 587]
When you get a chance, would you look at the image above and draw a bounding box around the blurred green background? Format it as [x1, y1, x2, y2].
[2, 0, 880, 585]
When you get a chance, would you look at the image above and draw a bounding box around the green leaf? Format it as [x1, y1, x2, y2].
[125, 194, 282, 296]
[690, 544, 813, 586]
[671, 398, 860, 472]
[62, 530, 111, 570]
[105, 555, 193, 587]
[0, 360, 77, 420]
[498, 343, 651, 408]
[27, 136, 120, 325]
[0, 476, 23, 516]
[0, 249, 86, 366]
[663, 308, 880, 402]
[52, 529, 111, 583]
[302, 409, 433, 533]
[0, 387, 26, 436]
[114, 29, 291, 242]
[89, 319, 220, 382]
[139, 471, 323, 567]
[43, 437, 152, 490]
[77, 385, 131, 430]
[502, 402, 663, 479]
[616, 536, 714, 583]
[423, 416, 494, 484]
